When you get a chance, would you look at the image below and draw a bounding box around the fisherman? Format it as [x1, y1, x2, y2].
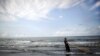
[64, 38, 70, 52]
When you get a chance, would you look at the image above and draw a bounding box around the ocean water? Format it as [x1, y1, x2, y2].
[0, 36, 100, 56]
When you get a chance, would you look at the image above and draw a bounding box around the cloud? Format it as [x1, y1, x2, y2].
[0, 32, 8, 37]
[55, 26, 100, 36]
[1, 26, 100, 37]
[0, 29, 34, 37]
[80, 0, 100, 16]
[90, 1, 100, 10]
[0, 32, 33, 37]
[0, 12, 16, 21]
[59, 15, 63, 19]
[0, 0, 82, 21]
[98, 26, 100, 29]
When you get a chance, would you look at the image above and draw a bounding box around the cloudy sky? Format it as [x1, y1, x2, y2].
[0, 0, 100, 37]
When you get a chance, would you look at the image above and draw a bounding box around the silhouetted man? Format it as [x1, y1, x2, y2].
[64, 38, 70, 52]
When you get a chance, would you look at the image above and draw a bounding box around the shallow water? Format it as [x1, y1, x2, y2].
[0, 36, 100, 56]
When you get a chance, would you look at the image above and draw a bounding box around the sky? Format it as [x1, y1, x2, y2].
[0, 0, 100, 37]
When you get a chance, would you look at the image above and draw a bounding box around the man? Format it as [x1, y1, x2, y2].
[64, 38, 70, 52]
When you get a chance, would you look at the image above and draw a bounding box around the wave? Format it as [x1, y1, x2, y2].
[0, 40, 99, 49]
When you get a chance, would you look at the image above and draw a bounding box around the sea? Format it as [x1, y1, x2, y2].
[0, 36, 100, 56]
